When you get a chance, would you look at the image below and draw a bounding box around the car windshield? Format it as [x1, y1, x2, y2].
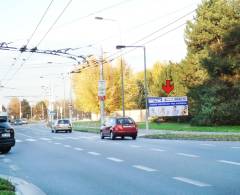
[58, 120, 70, 124]
[0, 116, 8, 123]
[117, 118, 134, 125]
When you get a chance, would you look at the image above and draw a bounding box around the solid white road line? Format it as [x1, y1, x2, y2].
[177, 153, 200, 158]
[64, 145, 71, 148]
[25, 138, 37, 142]
[150, 148, 166, 152]
[232, 146, 240, 149]
[74, 147, 83, 151]
[173, 177, 211, 187]
[133, 165, 157, 172]
[217, 160, 240, 166]
[107, 157, 124, 162]
[88, 152, 101, 156]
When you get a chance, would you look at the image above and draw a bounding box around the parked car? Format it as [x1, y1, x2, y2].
[13, 119, 23, 125]
[52, 119, 72, 133]
[0, 115, 15, 154]
[100, 117, 138, 140]
[21, 118, 28, 124]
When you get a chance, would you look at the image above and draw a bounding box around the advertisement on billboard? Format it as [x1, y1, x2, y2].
[148, 96, 188, 117]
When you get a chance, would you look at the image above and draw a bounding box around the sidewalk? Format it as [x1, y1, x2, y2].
[0, 174, 46, 195]
[138, 129, 240, 136]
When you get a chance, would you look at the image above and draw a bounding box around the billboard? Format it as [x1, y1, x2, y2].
[148, 96, 188, 117]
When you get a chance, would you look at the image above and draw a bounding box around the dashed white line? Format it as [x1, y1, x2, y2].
[88, 152, 101, 156]
[107, 157, 124, 162]
[64, 145, 71, 148]
[232, 146, 240, 149]
[173, 177, 211, 187]
[40, 138, 52, 141]
[16, 139, 23, 143]
[133, 165, 157, 172]
[9, 164, 19, 171]
[200, 143, 215, 147]
[217, 160, 240, 166]
[16, 133, 32, 138]
[0, 155, 6, 158]
[54, 142, 61, 145]
[74, 147, 83, 151]
[177, 153, 199, 158]
[130, 145, 141, 148]
[25, 138, 37, 142]
[150, 148, 166, 152]
[3, 158, 11, 163]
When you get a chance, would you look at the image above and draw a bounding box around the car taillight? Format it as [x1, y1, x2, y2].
[115, 124, 123, 130]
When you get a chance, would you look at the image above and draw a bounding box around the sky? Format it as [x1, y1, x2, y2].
[0, 0, 202, 106]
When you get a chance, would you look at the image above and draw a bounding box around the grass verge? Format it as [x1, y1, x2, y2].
[144, 133, 240, 141]
[138, 122, 240, 132]
[72, 122, 99, 133]
[0, 178, 15, 195]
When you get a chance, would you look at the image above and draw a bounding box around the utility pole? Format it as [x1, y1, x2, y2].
[99, 47, 105, 125]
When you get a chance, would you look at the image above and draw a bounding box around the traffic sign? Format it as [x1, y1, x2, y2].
[98, 80, 106, 96]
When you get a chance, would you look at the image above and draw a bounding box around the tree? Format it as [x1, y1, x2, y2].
[185, 0, 240, 125]
[21, 99, 31, 119]
[8, 97, 20, 119]
[34, 101, 47, 120]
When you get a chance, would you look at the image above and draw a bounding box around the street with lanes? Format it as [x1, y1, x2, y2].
[1, 123, 240, 195]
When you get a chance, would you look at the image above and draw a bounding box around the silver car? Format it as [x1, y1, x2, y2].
[52, 119, 72, 133]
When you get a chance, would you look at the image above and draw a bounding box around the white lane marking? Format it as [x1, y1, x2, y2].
[150, 148, 166, 152]
[25, 138, 37, 142]
[200, 143, 215, 147]
[0, 155, 6, 158]
[64, 145, 71, 148]
[130, 144, 141, 148]
[40, 138, 52, 141]
[217, 160, 240, 166]
[232, 147, 240, 149]
[88, 152, 101, 156]
[74, 147, 83, 151]
[177, 153, 199, 158]
[133, 165, 157, 172]
[173, 177, 211, 187]
[53, 137, 64, 140]
[3, 158, 11, 163]
[100, 141, 106, 143]
[16, 139, 23, 143]
[16, 133, 32, 138]
[107, 157, 124, 162]
[54, 142, 61, 145]
[9, 164, 19, 171]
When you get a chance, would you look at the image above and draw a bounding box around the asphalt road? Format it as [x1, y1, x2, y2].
[1, 123, 240, 195]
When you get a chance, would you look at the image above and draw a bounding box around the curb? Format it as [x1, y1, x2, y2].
[0, 174, 46, 195]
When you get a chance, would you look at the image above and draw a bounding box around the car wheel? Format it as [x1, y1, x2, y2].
[0, 147, 11, 154]
[110, 131, 115, 140]
[121, 136, 124, 140]
[69, 130, 72, 133]
[100, 131, 104, 139]
[51, 130, 54, 133]
[132, 136, 137, 140]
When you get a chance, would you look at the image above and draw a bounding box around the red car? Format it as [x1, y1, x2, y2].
[100, 117, 138, 140]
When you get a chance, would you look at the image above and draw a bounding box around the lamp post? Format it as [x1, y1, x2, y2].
[94, 16, 125, 117]
[116, 45, 149, 131]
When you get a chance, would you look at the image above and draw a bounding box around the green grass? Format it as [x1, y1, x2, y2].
[144, 133, 240, 141]
[0, 178, 15, 195]
[138, 122, 240, 132]
[72, 121, 100, 133]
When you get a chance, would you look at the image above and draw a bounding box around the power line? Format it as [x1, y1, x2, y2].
[1, 0, 54, 82]
[4, 0, 73, 86]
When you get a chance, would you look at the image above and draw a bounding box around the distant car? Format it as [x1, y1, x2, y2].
[52, 119, 72, 133]
[13, 119, 23, 125]
[100, 117, 138, 140]
[21, 118, 28, 124]
[0, 116, 15, 154]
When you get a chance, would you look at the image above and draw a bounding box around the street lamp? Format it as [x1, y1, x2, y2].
[94, 16, 125, 117]
[116, 45, 149, 131]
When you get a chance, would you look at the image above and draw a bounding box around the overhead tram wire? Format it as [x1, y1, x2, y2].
[106, 9, 196, 62]
[4, 0, 73, 86]
[1, 0, 54, 83]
